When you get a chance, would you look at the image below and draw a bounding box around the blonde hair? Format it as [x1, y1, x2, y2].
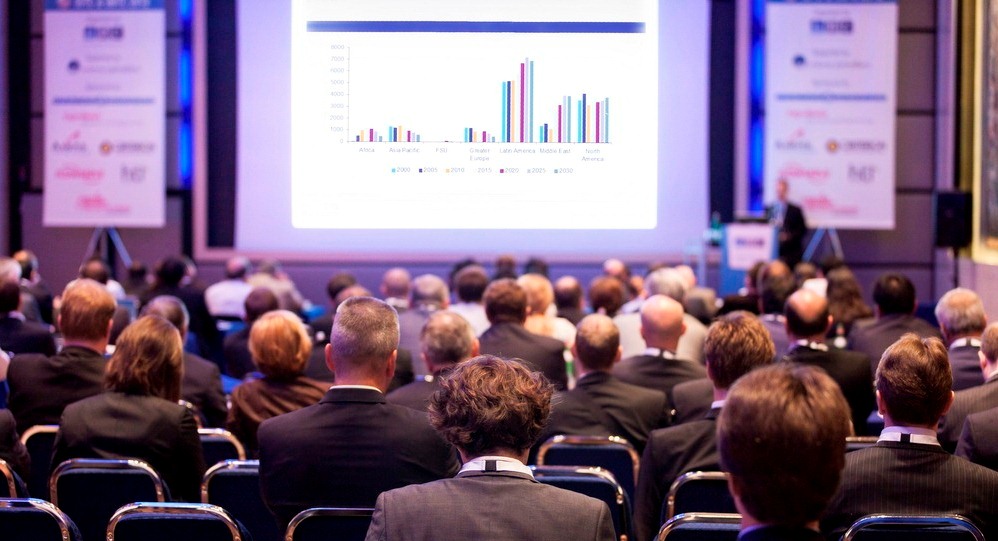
[249, 310, 312, 378]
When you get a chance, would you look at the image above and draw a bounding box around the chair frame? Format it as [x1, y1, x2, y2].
[49, 458, 167, 505]
[18, 424, 59, 445]
[0, 457, 21, 496]
[665, 471, 731, 519]
[198, 428, 248, 461]
[200, 459, 259, 503]
[106, 501, 245, 541]
[530, 465, 625, 506]
[0, 497, 79, 541]
[845, 436, 879, 451]
[657, 512, 741, 541]
[535, 435, 641, 485]
[842, 514, 986, 541]
[284, 507, 375, 541]
[179, 400, 204, 429]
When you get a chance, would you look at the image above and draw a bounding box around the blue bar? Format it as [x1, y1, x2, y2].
[506, 81, 512, 142]
[529, 60, 535, 143]
[307, 21, 646, 33]
[378, 136, 383, 142]
[501, 83, 507, 142]
[356, 135, 360, 142]
[417, 135, 421, 142]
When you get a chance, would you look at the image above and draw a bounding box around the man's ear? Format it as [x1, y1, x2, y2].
[325, 343, 336, 373]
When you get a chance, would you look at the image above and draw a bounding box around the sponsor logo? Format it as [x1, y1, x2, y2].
[836, 139, 886, 152]
[67, 59, 81, 72]
[55, 164, 104, 184]
[120, 165, 146, 182]
[63, 111, 100, 122]
[735, 238, 765, 248]
[811, 20, 853, 34]
[847, 164, 876, 183]
[52, 131, 87, 153]
[775, 128, 813, 152]
[100, 140, 156, 156]
[84, 26, 124, 41]
[77, 194, 130, 214]
[793, 55, 806, 67]
[778, 163, 830, 183]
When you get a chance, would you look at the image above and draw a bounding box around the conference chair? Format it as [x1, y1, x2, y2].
[107, 501, 250, 541]
[179, 400, 204, 429]
[664, 471, 735, 520]
[50, 458, 168, 541]
[532, 465, 631, 541]
[285, 507, 375, 541]
[19, 424, 58, 498]
[841, 514, 986, 541]
[657, 512, 741, 541]
[198, 428, 247, 468]
[846, 436, 879, 452]
[0, 498, 82, 541]
[0, 457, 28, 497]
[202, 459, 281, 541]
[536, 435, 641, 502]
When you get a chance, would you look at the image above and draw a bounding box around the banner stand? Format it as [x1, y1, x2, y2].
[803, 227, 844, 262]
[84, 227, 133, 279]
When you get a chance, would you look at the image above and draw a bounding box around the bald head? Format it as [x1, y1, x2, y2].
[603, 258, 627, 279]
[225, 256, 252, 280]
[573, 314, 621, 372]
[640, 295, 686, 351]
[381, 267, 411, 299]
[785, 289, 831, 340]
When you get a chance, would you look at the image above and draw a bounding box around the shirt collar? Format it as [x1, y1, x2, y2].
[792, 339, 828, 352]
[710, 399, 725, 410]
[643, 347, 677, 359]
[459, 456, 534, 477]
[3, 311, 25, 321]
[330, 384, 383, 393]
[950, 337, 981, 350]
[878, 426, 940, 446]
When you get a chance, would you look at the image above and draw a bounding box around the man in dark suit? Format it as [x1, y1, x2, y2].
[822, 334, 998, 539]
[258, 297, 460, 529]
[635, 311, 775, 541]
[388, 310, 479, 411]
[756, 260, 796, 357]
[13, 250, 54, 324]
[365, 355, 615, 541]
[669, 377, 713, 425]
[224, 287, 279, 378]
[937, 322, 998, 452]
[554, 275, 586, 325]
[397, 274, 448, 377]
[6, 279, 116, 432]
[141, 255, 220, 361]
[612, 295, 706, 403]
[478, 279, 567, 390]
[721, 364, 851, 541]
[142, 295, 228, 428]
[782, 289, 874, 435]
[765, 178, 807, 268]
[0, 402, 29, 480]
[957, 406, 998, 471]
[847, 272, 941, 375]
[935, 287, 987, 391]
[542, 314, 670, 454]
[0, 280, 55, 355]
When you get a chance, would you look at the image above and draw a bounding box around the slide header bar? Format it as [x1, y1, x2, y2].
[306, 21, 646, 33]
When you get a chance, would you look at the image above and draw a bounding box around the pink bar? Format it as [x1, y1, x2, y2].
[595, 102, 601, 143]
[407, 131, 411, 142]
[519, 63, 525, 143]
[369, 129, 374, 141]
[557, 105, 562, 143]
[482, 131, 487, 141]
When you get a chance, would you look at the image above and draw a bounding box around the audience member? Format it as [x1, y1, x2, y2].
[493, 254, 518, 280]
[13, 249, 53, 324]
[756, 260, 796, 356]
[204, 256, 254, 319]
[0, 404, 29, 480]
[142, 255, 219, 359]
[589, 275, 626, 318]
[822, 334, 998, 539]
[825, 267, 872, 347]
[7, 279, 115, 431]
[448, 264, 490, 335]
[794, 261, 821, 293]
[258, 297, 459, 528]
[523, 256, 549, 277]
[388, 310, 478, 411]
[935, 287, 988, 390]
[634, 311, 775, 541]
[75, 258, 132, 343]
[0, 257, 41, 322]
[783, 289, 873, 435]
[380, 267, 411, 311]
[247, 259, 305, 314]
[518, 273, 576, 347]
[554, 275, 586, 325]
[957, 406, 998, 471]
[615, 267, 708, 363]
[718, 261, 765, 315]
[478, 279, 568, 390]
[398, 274, 449, 376]
[224, 287, 280, 378]
[0, 279, 56, 355]
[937, 322, 998, 452]
[720, 364, 851, 541]
[365, 355, 615, 541]
[51, 315, 205, 502]
[675, 264, 717, 325]
[123, 260, 150, 299]
[308, 272, 358, 340]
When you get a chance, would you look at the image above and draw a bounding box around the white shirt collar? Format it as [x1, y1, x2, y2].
[331, 384, 383, 393]
[950, 337, 981, 350]
[459, 456, 534, 477]
[643, 347, 676, 359]
[792, 339, 828, 352]
[710, 399, 725, 410]
[3, 311, 25, 321]
[878, 426, 940, 446]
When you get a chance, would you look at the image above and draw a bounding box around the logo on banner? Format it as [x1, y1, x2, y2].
[100, 141, 156, 156]
[56, 0, 71, 9]
[52, 131, 87, 154]
[827, 139, 886, 153]
[735, 238, 765, 248]
[84, 26, 124, 41]
[810, 20, 853, 34]
[847, 165, 876, 183]
[120, 165, 147, 182]
[778, 163, 830, 183]
[775, 129, 813, 152]
[55, 164, 104, 184]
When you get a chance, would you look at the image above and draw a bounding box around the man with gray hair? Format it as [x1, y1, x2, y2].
[938, 322, 998, 452]
[614, 267, 708, 363]
[380, 267, 411, 311]
[398, 273, 450, 376]
[388, 311, 479, 411]
[0, 257, 41, 322]
[935, 287, 988, 391]
[258, 297, 459, 528]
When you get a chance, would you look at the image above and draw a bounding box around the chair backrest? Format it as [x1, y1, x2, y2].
[50, 458, 168, 541]
[19, 424, 58, 498]
[846, 436, 879, 452]
[178, 400, 204, 429]
[657, 512, 741, 541]
[842, 514, 986, 541]
[0, 497, 83, 541]
[665, 471, 735, 520]
[0, 457, 28, 497]
[536, 435, 640, 502]
[199, 428, 247, 467]
[532, 465, 630, 541]
[107, 501, 250, 541]
[202, 459, 281, 541]
[285, 507, 375, 541]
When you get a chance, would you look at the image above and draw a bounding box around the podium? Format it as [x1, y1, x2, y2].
[719, 223, 778, 295]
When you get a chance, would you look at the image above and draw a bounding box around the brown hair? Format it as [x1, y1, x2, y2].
[588, 276, 625, 317]
[826, 268, 872, 331]
[105, 315, 183, 401]
[330, 296, 399, 375]
[875, 333, 952, 426]
[429, 355, 553, 455]
[981, 322, 998, 362]
[60, 279, 116, 341]
[574, 314, 620, 371]
[249, 310, 312, 379]
[704, 311, 775, 389]
[483, 279, 528, 324]
[718, 363, 850, 526]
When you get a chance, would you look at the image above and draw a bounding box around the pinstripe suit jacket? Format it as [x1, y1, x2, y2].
[820, 441, 998, 539]
[938, 377, 998, 453]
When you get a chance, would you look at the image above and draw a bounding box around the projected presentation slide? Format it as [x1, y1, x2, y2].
[290, 1, 658, 229]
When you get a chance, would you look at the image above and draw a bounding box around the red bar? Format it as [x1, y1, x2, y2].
[519, 62, 525, 142]
[557, 105, 562, 143]
[595, 102, 601, 143]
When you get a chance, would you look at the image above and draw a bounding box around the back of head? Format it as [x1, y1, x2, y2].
[225, 256, 252, 280]
[410, 274, 448, 309]
[718, 363, 851, 527]
[335, 284, 373, 307]
[0, 280, 20, 313]
[981, 322, 998, 363]
[875, 334, 952, 427]
[825, 267, 864, 304]
[704, 312, 775, 389]
[745, 261, 766, 294]
[156, 256, 188, 288]
[517, 273, 555, 315]
[523, 257, 549, 277]
[483, 278, 528, 324]
[326, 272, 358, 302]
[381, 267, 411, 299]
[758, 261, 796, 314]
[141, 295, 190, 335]
[79, 258, 110, 284]
[493, 255, 518, 280]
[257, 259, 281, 276]
[588, 276, 625, 317]
[934, 287, 987, 338]
[60, 279, 117, 341]
[784, 289, 830, 339]
[872, 272, 916, 315]
[244, 287, 280, 323]
[574, 314, 620, 372]
[602, 258, 629, 281]
[553, 276, 582, 310]
[421, 311, 477, 370]
[820, 255, 846, 276]
[331, 296, 399, 376]
[640, 294, 685, 343]
[0, 257, 21, 283]
[106, 315, 183, 402]
[675, 265, 697, 288]
[429, 355, 553, 456]
[13, 250, 37, 279]
[453, 265, 488, 303]
[250, 310, 312, 379]
[643, 268, 687, 302]
[794, 261, 819, 285]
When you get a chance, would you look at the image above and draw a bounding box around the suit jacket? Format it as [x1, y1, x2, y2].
[0, 409, 30, 480]
[258, 387, 461, 528]
[223, 327, 254, 378]
[938, 377, 998, 452]
[227, 375, 328, 456]
[0, 316, 56, 356]
[397, 308, 432, 376]
[956, 406, 998, 472]
[614, 312, 707, 365]
[760, 315, 791, 357]
[182, 352, 227, 428]
[386, 377, 440, 412]
[766, 201, 806, 267]
[7, 346, 108, 432]
[365, 469, 615, 541]
[542, 372, 669, 454]
[738, 526, 824, 541]
[847, 314, 942, 375]
[611, 353, 707, 404]
[51, 391, 206, 502]
[478, 322, 568, 390]
[634, 408, 722, 541]
[142, 284, 220, 359]
[783, 345, 874, 436]
[670, 378, 714, 425]
[302, 347, 415, 393]
[821, 441, 998, 540]
[949, 343, 984, 391]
